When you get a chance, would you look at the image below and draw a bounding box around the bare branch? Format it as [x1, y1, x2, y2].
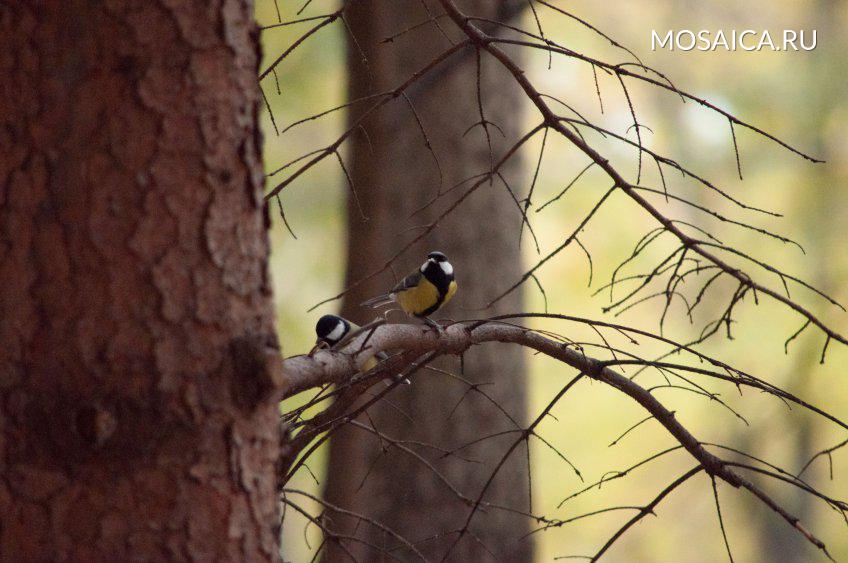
[433, 2, 845, 346]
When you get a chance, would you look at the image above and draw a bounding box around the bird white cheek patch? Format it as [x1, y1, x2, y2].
[440, 261, 454, 276]
[326, 322, 346, 342]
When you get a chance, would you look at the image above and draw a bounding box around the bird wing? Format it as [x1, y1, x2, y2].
[361, 269, 424, 308]
[391, 269, 422, 294]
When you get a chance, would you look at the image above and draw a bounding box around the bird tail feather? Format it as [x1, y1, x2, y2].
[360, 294, 394, 308]
[375, 352, 409, 385]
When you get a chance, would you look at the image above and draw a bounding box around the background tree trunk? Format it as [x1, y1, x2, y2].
[323, 1, 532, 560]
[0, 1, 280, 559]
[756, 0, 840, 558]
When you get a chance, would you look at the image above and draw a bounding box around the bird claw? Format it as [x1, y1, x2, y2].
[422, 316, 444, 336]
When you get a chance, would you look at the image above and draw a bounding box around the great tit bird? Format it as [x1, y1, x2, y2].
[314, 314, 409, 385]
[361, 251, 457, 327]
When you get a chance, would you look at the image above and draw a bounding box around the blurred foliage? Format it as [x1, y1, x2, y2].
[257, 1, 847, 560]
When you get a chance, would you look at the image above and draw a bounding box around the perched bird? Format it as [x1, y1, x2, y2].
[314, 314, 409, 385]
[361, 251, 457, 327]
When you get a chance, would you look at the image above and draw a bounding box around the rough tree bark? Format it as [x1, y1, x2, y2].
[322, 1, 532, 560]
[0, 1, 281, 559]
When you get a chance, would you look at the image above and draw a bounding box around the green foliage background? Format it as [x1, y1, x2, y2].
[258, 1, 848, 560]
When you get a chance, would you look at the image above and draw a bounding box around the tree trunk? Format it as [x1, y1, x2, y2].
[757, 0, 839, 558]
[323, 2, 532, 560]
[0, 1, 281, 559]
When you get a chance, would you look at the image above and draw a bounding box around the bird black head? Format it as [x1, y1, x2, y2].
[420, 251, 454, 284]
[315, 314, 349, 346]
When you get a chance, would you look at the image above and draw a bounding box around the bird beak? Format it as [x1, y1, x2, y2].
[308, 341, 323, 357]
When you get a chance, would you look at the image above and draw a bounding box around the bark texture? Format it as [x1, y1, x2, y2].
[322, 1, 532, 560]
[0, 1, 280, 559]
